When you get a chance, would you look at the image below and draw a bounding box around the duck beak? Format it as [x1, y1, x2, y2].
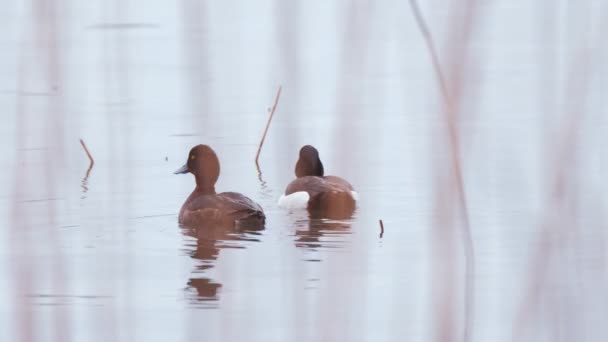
[174, 163, 189, 174]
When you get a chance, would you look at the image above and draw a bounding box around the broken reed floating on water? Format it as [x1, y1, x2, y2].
[255, 86, 282, 167]
[379, 219, 384, 238]
[79, 138, 94, 166]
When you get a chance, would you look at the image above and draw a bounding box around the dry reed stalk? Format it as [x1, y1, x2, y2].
[10, 1, 72, 340]
[255, 86, 282, 169]
[408, 0, 450, 103]
[513, 5, 597, 338]
[379, 219, 385, 238]
[80, 138, 95, 167]
[80, 138, 95, 188]
[39, 1, 70, 340]
[408, 1, 478, 341]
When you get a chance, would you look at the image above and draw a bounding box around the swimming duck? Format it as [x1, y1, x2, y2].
[175, 144, 265, 228]
[278, 145, 358, 218]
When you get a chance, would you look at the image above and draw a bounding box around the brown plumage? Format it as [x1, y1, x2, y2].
[175, 145, 265, 228]
[282, 145, 357, 219]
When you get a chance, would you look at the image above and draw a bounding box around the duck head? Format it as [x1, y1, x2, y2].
[175, 144, 220, 194]
[295, 145, 324, 178]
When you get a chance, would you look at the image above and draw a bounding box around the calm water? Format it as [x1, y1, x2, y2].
[1, 1, 606, 341]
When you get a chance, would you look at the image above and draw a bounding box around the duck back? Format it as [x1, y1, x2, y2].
[179, 191, 265, 228]
[307, 190, 356, 219]
[285, 175, 352, 197]
[283, 175, 356, 218]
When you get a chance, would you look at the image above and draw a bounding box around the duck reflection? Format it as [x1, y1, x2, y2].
[186, 278, 222, 303]
[291, 210, 354, 251]
[181, 223, 263, 305]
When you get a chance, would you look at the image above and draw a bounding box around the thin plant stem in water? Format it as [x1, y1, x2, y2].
[80, 138, 95, 167]
[255, 86, 282, 177]
[79, 139, 94, 197]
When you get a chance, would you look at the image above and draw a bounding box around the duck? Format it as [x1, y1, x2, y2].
[278, 145, 358, 218]
[175, 144, 265, 228]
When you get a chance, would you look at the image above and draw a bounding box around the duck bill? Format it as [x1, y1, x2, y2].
[174, 163, 189, 174]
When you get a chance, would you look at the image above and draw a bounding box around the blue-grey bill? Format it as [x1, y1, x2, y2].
[174, 164, 189, 174]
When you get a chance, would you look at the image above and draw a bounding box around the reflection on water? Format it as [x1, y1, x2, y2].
[285, 209, 354, 261]
[181, 224, 264, 306]
[28, 294, 111, 307]
[185, 278, 221, 306]
[294, 218, 353, 252]
[85, 23, 160, 30]
[1, 0, 607, 341]
[80, 163, 93, 199]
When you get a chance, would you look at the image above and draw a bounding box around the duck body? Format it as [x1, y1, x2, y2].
[279, 145, 357, 218]
[176, 145, 265, 228]
[179, 190, 265, 228]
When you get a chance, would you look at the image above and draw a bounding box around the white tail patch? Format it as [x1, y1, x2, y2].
[278, 191, 310, 209]
[350, 191, 359, 201]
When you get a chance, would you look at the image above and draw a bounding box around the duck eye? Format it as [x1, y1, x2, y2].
[190, 155, 196, 160]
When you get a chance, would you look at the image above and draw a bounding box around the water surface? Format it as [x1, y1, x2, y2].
[0, 1, 606, 341]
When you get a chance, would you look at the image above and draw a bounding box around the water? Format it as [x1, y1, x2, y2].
[1, 0, 607, 341]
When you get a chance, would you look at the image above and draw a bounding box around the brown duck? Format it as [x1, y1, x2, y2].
[175, 145, 265, 228]
[278, 145, 357, 219]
